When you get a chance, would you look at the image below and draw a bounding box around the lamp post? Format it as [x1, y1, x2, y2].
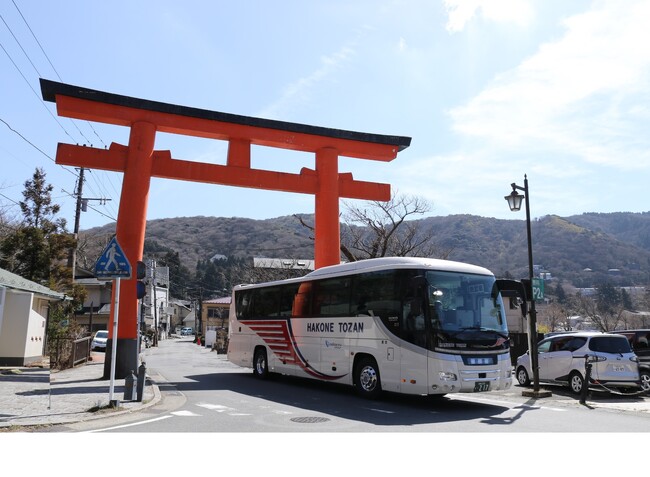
[505, 175, 551, 398]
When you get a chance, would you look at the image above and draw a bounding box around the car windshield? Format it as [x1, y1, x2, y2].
[95, 331, 108, 339]
[589, 336, 632, 354]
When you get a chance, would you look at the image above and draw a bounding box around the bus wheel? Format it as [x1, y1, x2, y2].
[253, 348, 269, 379]
[355, 357, 382, 399]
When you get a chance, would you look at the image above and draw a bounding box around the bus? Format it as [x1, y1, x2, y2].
[227, 257, 520, 399]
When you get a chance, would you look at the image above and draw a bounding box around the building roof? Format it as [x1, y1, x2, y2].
[204, 296, 231, 305]
[0, 267, 66, 300]
[253, 257, 315, 270]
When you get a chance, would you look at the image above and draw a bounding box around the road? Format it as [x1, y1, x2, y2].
[58, 336, 648, 471]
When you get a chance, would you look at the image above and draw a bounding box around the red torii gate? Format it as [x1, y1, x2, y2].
[40, 79, 410, 378]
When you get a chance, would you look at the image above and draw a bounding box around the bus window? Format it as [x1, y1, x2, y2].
[235, 290, 252, 320]
[311, 277, 351, 317]
[351, 270, 404, 333]
[280, 283, 300, 317]
[291, 281, 313, 318]
[250, 286, 281, 319]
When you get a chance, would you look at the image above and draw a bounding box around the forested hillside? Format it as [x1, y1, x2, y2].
[77, 211, 650, 293]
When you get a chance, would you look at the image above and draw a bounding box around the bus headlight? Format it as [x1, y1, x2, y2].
[439, 372, 457, 381]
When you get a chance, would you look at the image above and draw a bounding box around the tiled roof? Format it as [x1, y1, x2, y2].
[0, 267, 66, 300]
[203, 296, 231, 305]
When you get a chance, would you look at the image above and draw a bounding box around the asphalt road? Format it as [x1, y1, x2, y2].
[62, 336, 650, 433]
[22, 336, 648, 474]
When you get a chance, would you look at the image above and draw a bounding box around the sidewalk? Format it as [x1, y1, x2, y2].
[0, 351, 159, 430]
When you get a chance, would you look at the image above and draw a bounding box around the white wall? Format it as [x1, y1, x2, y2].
[0, 291, 32, 359]
[0, 286, 6, 337]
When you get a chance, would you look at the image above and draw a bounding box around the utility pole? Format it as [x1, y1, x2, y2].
[68, 167, 112, 281]
[152, 258, 159, 347]
[68, 167, 85, 280]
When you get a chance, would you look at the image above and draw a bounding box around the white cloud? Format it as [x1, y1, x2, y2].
[444, 0, 534, 32]
[448, 0, 650, 170]
[258, 45, 356, 120]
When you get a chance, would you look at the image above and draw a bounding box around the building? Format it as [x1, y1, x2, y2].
[201, 296, 231, 351]
[0, 267, 66, 366]
[253, 257, 315, 270]
[169, 299, 192, 333]
[73, 264, 173, 340]
[201, 296, 231, 336]
[72, 268, 112, 333]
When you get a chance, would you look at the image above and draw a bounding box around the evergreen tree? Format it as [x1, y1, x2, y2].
[160, 250, 192, 299]
[621, 288, 634, 311]
[554, 281, 568, 305]
[596, 282, 621, 315]
[0, 168, 73, 286]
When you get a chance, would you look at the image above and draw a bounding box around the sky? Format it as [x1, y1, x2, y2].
[1, 0, 650, 232]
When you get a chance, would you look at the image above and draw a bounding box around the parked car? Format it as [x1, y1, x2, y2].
[609, 329, 650, 392]
[515, 332, 640, 394]
[91, 330, 108, 351]
[181, 327, 193, 336]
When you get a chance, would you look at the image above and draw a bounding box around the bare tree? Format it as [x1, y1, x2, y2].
[572, 291, 623, 332]
[538, 302, 572, 332]
[296, 192, 450, 262]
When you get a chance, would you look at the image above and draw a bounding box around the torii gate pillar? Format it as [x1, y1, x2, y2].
[40, 79, 410, 379]
[315, 147, 340, 268]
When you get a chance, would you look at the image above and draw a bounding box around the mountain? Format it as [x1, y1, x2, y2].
[77, 212, 650, 288]
[422, 214, 650, 287]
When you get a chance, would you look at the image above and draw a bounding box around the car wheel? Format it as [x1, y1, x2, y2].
[640, 370, 650, 393]
[569, 371, 584, 395]
[516, 366, 530, 386]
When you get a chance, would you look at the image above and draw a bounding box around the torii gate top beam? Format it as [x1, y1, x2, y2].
[40, 79, 411, 161]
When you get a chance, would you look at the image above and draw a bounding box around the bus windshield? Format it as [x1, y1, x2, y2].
[425, 271, 507, 346]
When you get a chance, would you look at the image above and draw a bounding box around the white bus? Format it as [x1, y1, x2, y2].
[227, 257, 519, 399]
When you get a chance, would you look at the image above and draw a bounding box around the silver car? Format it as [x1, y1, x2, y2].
[515, 332, 640, 394]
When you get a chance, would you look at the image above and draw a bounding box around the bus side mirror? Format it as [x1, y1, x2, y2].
[496, 279, 528, 318]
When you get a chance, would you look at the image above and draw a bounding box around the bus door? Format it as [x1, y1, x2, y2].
[321, 323, 349, 379]
[400, 296, 430, 395]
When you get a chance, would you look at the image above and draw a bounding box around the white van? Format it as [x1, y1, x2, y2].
[516, 332, 640, 394]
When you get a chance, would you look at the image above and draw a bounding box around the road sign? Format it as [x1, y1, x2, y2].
[94, 236, 132, 279]
[532, 278, 544, 301]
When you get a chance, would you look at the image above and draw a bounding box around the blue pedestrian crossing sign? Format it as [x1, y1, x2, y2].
[94, 237, 132, 279]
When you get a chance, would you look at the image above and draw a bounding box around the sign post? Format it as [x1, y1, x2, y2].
[94, 237, 131, 406]
[108, 277, 120, 406]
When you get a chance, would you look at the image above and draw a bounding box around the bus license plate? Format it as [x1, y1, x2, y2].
[474, 382, 490, 392]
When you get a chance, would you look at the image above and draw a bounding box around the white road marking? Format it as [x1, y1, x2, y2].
[80, 415, 173, 432]
[171, 410, 201, 416]
[365, 407, 395, 414]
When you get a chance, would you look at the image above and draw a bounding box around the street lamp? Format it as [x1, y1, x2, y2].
[505, 175, 551, 398]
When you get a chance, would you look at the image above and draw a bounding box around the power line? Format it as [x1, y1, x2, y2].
[11, 1, 106, 148]
[0, 41, 78, 143]
[1, 116, 54, 163]
[0, 6, 115, 221]
[0, 11, 42, 77]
